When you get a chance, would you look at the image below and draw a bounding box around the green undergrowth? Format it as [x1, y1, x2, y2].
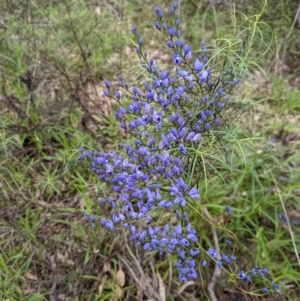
[0, 0, 300, 300]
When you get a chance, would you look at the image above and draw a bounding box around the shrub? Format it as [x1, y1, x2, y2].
[80, 0, 281, 298]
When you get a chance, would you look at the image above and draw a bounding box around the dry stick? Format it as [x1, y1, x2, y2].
[177, 280, 196, 295]
[49, 274, 58, 301]
[118, 255, 147, 291]
[118, 255, 163, 301]
[49, 255, 58, 301]
[123, 235, 146, 280]
[167, 254, 173, 296]
[275, 4, 300, 74]
[271, 173, 300, 269]
[122, 231, 163, 301]
[204, 208, 221, 301]
[280, 4, 300, 64]
[149, 259, 158, 289]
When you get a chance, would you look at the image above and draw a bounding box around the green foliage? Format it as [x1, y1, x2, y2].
[0, 0, 299, 300]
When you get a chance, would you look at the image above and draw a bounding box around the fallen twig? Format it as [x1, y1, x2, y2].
[204, 207, 221, 301]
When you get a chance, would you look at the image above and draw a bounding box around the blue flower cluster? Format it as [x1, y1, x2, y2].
[199, 245, 281, 293]
[80, 142, 201, 281]
[237, 265, 281, 293]
[279, 212, 299, 225]
[115, 6, 239, 153]
[202, 246, 237, 269]
[80, 1, 237, 283]
[79, 0, 281, 293]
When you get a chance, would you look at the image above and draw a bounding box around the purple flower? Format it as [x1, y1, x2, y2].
[217, 101, 224, 109]
[188, 187, 200, 199]
[155, 6, 164, 18]
[104, 79, 111, 88]
[207, 247, 218, 259]
[169, 27, 176, 37]
[262, 288, 269, 294]
[271, 282, 281, 292]
[179, 274, 187, 283]
[105, 220, 114, 232]
[175, 39, 184, 48]
[174, 224, 182, 236]
[194, 59, 203, 72]
[238, 271, 247, 280]
[173, 53, 183, 64]
[205, 123, 210, 131]
[167, 41, 173, 48]
[226, 205, 233, 216]
[186, 132, 195, 141]
[144, 242, 151, 251]
[179, 143, 187, 154]
[179, 238, 189, 247]
[115, 91, 121, 100]
[200, 70, 209, 82]
[217, 261, 223, 268]
[184, 45, 192, 59]
[146, 90, 155, 100]
[279, 212, 289, 224]
[200, 111, 206, 121]
[190, 247, 200, 256]
[153, 111, 162, 123]
[184, 44, 191, 55]
[112, 213, 125, 223]
[176, 86, 184, 97]
[131, 25, 137, 33]
[192, 133, 202, 142]
[178, 70, 189, 78]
